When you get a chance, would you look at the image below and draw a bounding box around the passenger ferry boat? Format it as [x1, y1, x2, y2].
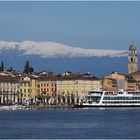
[76, 90, 140, 107]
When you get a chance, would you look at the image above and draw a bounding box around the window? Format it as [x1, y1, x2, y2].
[28, 89, 30, 93]
[24, 89, 26, 93]
[41, 88, 43, 92]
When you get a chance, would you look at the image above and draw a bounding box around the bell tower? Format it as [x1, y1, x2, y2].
[128, 42, 137, 74]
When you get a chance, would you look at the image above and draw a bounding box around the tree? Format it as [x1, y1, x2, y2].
[7, 67, 13, 72]
[30, 67, 34, 73]
[24, 61, 30, 74]
[0, 61, 4, 71]
[23, 61, 34, 74]
[1, 61, 4, 71]
[9, 67, 13, 72]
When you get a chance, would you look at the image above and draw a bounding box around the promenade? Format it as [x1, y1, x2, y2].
[0, 104, 75, 110]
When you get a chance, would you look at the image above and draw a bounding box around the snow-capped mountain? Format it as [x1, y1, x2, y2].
[0, 41, 128, 58]
[0, 41, 132, 77]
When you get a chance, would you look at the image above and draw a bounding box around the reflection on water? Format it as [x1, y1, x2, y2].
[0, 109, 140, 139]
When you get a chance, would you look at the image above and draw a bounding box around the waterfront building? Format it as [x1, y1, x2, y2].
[125, 76, 137, 90]
[127, 71, 140, 90]
[19, 76, 40, 105]
[56, 75, 101, 104]
[104, 71, 126, 80]
[101, 78, 118, 90]
[128, 71, 140, 81]
[40, 79, 56, 97]
[103, 72, 126, 89]
[39, 76, 57, 104]
[0, 75, 20, 105]
[103, 71, 137, 90]
[128, 42, 137, 74]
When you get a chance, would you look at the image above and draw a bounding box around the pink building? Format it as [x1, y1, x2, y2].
[39, 77, 56, 97]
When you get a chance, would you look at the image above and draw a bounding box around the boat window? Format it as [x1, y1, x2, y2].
[88, 101, 93, 104]
[103, 97, 109, 100]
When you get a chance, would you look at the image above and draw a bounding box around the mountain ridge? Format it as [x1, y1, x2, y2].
[0, 41, 128, 58]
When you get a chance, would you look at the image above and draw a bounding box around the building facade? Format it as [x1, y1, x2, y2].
[39, 78, 57, 104]
[0, 76, 20, 105]
[127, 71, 140, 90]
[103, 71, 138, 90]
[40, 80, 56, 97]
[101, 78, 118, 90]
[56, 76, 102, 104]
[20, 76, 40, 105]
[103, 72, 126, 89]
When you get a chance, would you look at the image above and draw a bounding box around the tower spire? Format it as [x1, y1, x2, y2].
[128, 42, 137, 74]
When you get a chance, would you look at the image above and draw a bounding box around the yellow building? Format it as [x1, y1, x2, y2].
[104, 72, 125, 80]
[101, 78, 117, 90]
[103, 72, 137, 90]
[20, 76, 40, 104]
[56, 76, 101, 103]
[103, 72, 126, 89]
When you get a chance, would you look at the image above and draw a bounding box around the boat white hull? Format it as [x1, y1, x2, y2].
[75, 103, 140, 108]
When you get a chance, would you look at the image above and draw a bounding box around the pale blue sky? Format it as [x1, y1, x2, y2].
[0, 1, 140, 50]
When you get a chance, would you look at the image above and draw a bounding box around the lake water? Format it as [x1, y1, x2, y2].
[0, 108, 140, 139]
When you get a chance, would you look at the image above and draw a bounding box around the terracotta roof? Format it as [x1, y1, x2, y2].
[39, 75, 58, 81]
[56, 75, 99, 81]
[0, 75, 19, 83]
[100, 77, 117, 80]
[128, 71, 140, 76]
[102, 72, 126, 78]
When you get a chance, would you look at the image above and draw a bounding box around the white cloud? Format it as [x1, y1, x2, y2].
[0, 40, 128, 58]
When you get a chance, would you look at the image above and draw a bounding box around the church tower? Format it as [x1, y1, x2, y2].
[128, 42, 138, 74]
